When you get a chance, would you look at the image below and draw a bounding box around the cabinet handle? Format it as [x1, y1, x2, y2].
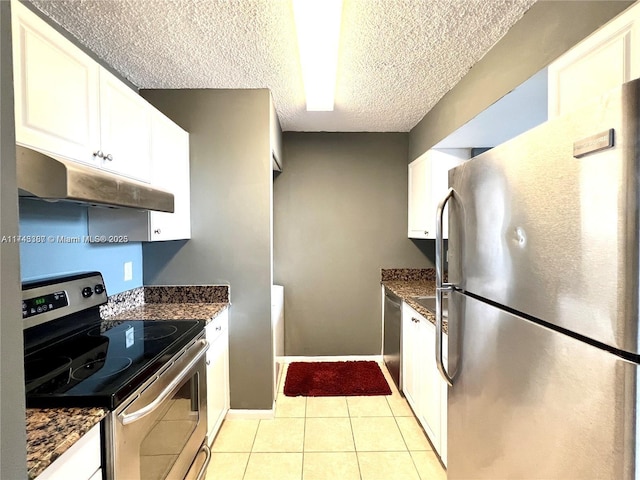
[216, 326, 222, 331]
[93, 150, 104, 158]
[424, 230, 428, 235]
[153, 229, 161, 235]
[206, 360, 210, 366]
[105, 153, 114, 161]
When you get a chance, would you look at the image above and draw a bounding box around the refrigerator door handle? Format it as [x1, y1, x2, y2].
[436, 187, 454, 386]
[436, 187, 454, 291]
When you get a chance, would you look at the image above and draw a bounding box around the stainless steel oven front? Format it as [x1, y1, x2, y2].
[104, 333, 210, 480]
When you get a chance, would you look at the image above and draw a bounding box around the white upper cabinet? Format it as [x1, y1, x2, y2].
[548, 2, 640, 118]
[98, 68, 152, 181]
[11, 0, 152, 182]
[87, 109, 191, 242]
[408, 148, 469, 239]
[12, 0, 100, 166]
[270, 94, 283, 171]
[148, 110, 190, 240]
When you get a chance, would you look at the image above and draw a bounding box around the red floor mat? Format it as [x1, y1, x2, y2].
[284, 361, 392, 397]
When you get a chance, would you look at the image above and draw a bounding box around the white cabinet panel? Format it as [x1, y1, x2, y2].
[270, 94, 283, 171]
[548, 2, 640, 118]
[440, 345, 448, 467]
[88, 109, 191, 242]
[408, 149, 468, 239]
[401, 303, 418, 409]
[12, 1, 157, 184]
[12, 0, 100, 166]
[408, 154, 431, 238]
[206, 310, 230, 443]
[419, 317, 441, 446]
[148, 111, 191, 240]
[401, 301, 448, 461]
[99, 68, 152, 182]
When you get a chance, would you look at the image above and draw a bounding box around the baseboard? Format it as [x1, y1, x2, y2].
[283, 354, 383, 363]
[226, 408, 274, 420]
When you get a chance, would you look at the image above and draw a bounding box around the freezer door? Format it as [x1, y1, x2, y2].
[447, 291, 638, 480]
[447, 79, 640, 353]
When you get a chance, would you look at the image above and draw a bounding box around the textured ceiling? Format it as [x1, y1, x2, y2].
[30, 0, 537, 132]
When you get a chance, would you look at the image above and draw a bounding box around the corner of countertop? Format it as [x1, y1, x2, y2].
[26, 407, 107, 480]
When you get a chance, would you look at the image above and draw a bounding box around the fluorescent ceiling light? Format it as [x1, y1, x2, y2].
[292, 0, 343, 111]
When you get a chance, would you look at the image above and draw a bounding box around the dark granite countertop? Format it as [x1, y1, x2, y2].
[381, 268, 448, 333]
[26, 407, 106, 480]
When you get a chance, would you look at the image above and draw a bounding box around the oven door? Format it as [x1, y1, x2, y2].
[106, 335, 209, 480]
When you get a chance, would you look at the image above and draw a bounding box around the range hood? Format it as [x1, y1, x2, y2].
[16, 145, 174, 213]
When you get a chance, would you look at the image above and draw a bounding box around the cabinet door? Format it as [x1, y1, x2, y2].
[440, 340, 448, 467]
[419, 318, 441, 452]
[408, 154, 431, 239]
[408, 149, 468, 239]
[270, 94, 283, 171]
[99, 68, 151, 181]
[430, 149, 468, 239]
[401, 303, 418, 410]
[548, 2, 640, 118]
[206, 312, 230, 443]
[12, 1, 100, 166]
[149, 111, 191, 240]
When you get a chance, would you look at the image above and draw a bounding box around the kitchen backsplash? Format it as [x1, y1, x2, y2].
[381, 268, 437, 282]
[100, 285, 230, 318]
[18, 199, 143, 294]
[144, 286, 230, 304]
[99, 287, 145, 318]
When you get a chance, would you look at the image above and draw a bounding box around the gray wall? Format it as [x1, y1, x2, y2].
[409, 0, 633, 160]
[140, 89, 274, 410]
[274, 133, 431, 356]
[1, 2, 27, 477]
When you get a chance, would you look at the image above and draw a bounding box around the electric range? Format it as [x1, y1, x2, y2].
[23, 272, 204, 409]
[22, 272, 211, 480]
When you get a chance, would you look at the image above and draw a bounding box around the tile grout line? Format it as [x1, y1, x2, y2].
[345, 398, 364, 480]
[301, 394, 307, 480]
[382, 362, 431, 480]
[382, 373, 426, 480]
[242, 419, 261, 480]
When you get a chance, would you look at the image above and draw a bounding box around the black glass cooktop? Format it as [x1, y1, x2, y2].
[24, 317, 204, 409]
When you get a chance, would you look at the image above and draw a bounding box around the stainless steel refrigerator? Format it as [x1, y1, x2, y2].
[435, 79, 640, 479]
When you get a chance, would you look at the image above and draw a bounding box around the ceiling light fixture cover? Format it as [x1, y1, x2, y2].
[292, 0, 343, 112]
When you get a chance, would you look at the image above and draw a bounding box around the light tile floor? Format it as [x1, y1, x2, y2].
[205, 363, 447, 480]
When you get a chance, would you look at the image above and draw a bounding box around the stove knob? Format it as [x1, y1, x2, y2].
[94, 284, 105, 295]
[82, 286, 93, 298]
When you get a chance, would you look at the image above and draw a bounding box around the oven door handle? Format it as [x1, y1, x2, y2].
[119, 339, 209, 426]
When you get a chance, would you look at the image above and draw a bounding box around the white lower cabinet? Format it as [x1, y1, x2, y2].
[205, 310, 230, 443]
[37, 423, 101, 480]
[401, 301, 447, 464]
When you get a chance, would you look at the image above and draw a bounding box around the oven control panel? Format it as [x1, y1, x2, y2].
[21, 272, 108, 329]
[22, 291, 68, 319]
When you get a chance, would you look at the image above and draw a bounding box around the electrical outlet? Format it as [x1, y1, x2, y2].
[124, 261, 133, 281]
